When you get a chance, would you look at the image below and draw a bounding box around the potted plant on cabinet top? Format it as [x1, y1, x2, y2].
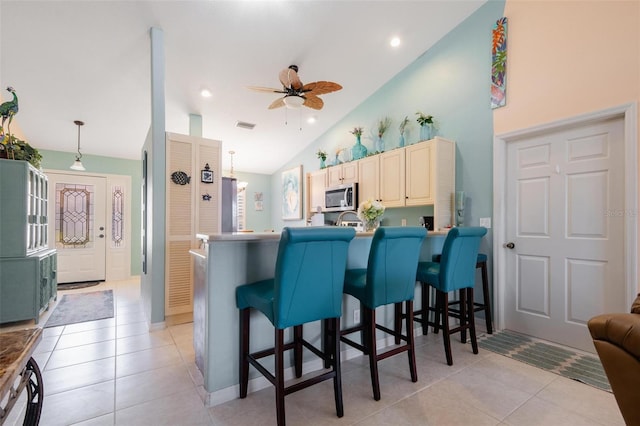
[416, 112, 434, 141]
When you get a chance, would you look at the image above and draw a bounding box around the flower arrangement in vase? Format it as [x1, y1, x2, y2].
[350, 126, 367, 160]
[416, 112, 434, 141]
[357, 199, 385, 232]
[316, 149, 327, 168]
[376, 117, 391, 153]
[398, 116, 410, 147]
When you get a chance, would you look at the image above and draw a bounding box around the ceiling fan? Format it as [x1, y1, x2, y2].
[248, 65, 342, 110]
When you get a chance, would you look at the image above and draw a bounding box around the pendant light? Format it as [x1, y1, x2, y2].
[228, 150, 248, 192]
[70, 120, 86, 171]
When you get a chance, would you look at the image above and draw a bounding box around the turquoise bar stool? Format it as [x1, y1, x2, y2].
[236, 227, 355, 426]
[429, 253, 493, 336]
[415, 227, 487, 366]
[340, 226, 426, 401]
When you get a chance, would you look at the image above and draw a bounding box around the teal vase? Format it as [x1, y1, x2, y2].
[351, 135, 367, 160]
[420, 124, 433, 141]
[376, 136, 384, 153]
[399, 133, 405, 148]
[320, 158, 326, 169]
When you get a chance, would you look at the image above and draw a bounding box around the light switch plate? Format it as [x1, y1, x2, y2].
[480, 217, 491, 228]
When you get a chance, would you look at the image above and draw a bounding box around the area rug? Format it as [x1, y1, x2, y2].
[57, 281, 101, 290]
[478, 330, 611, 392]
[44, 290, 114, 328]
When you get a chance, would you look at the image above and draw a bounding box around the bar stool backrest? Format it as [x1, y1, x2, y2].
[364, 227, 427, 308]
[274, 227, 355, 328]
[438, 227, 487, 292]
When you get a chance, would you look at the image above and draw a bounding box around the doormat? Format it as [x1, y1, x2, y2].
[44, 290, 114, 328]
[478, 330, 611, 392]
[57, 281, 102, 290]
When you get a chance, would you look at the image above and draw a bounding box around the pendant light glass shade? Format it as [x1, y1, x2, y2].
[70, 120, 86, 171]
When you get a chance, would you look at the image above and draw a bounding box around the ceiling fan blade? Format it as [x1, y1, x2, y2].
[303, 95, 324, 110]
[247, 86, 286, 93]
[268, 97, 285, 109]
[301, 81, 343, 96]
[279, 67, 303, 90]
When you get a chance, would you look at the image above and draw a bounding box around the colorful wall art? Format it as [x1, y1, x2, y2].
[281, 165, 302, 220]
[491, 17, 508, 109]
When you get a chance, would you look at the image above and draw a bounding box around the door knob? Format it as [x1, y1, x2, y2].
[503, 242, 515, 249]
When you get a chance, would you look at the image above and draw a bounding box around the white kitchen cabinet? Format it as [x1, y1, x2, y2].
[357, 156, 379, 203]
[379, 149, 406, 207]
[327, 162, 358, 187]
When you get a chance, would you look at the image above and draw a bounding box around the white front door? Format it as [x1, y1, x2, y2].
[48, 173, 107, 283]
[504, 117, 626, 352]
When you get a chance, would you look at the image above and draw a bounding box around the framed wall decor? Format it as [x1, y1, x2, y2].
[201, 163, 214, 184]
[282, 165, 302, 220]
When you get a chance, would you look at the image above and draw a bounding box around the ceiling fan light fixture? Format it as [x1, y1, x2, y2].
[283, 95, 304, 109]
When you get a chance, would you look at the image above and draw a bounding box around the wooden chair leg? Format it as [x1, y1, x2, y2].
[239, 308, 250, 398]
[366, 307, 381, 401]
[406, 300, 418, 382]
[441, 291, 453, 366]
[294, 325, 303, 378]
[275, 328, 286, 426]
[394, 302, 402, 345]
[480, 261, 493, 334]
[433, 289, 441, 334]
[323, 319, 332, 369]
[331, 317, 344, 417]
[460, 289, 467, 344]
[421, 282, 429, 336]
[467, 288, 479, 354]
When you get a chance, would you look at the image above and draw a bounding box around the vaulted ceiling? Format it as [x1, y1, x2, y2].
[1, 1, 486, 174]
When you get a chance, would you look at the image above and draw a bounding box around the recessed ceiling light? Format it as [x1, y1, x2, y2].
[390, 37, 401, 48]
[200, 88, 212, 98]
[307, 116, 317, 124]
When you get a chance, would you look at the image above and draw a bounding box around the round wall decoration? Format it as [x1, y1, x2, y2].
[171, 171, 190, 185]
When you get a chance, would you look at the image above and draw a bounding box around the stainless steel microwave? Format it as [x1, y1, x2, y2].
[324, 183, 358, 212]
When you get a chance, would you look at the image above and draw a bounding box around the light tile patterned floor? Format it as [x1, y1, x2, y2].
[1, 278, 625, 425]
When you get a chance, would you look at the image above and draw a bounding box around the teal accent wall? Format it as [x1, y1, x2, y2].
[39, 149, 142, 276]
[234, 171, 273, 232]
[272, 0, 505, 252]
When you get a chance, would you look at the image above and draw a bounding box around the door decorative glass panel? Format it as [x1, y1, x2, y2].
[111, 185, 124, 247]
[55, 183, 94, 248]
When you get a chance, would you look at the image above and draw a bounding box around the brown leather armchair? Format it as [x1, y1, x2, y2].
[588, 295, 640, 426]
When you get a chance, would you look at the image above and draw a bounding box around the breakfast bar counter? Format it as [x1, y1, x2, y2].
[190, 229, 447, 405]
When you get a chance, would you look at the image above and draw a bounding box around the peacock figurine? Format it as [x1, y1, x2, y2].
[0, 86, 19, 159]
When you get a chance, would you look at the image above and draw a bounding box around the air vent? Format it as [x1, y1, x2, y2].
[235, 121, 256, 130]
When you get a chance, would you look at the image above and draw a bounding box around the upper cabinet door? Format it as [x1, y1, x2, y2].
[379, 149, 405, 207]
[405, 142, 433, 205]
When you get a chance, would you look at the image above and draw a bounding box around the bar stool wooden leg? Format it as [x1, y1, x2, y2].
[479, 260, 493, 334]
[239, 308, 250, 398]
[275, 329, 286, 426]
[467, 288, 479, 354]
[460, 290, 467, 344]
[406, 300, 418, 382]
[331, 317, 344, 417]
[439, 291, 453, 366]
[366, 308, 381, 401]
[294, 325, 303, 378]
[394, 302, 402, 345]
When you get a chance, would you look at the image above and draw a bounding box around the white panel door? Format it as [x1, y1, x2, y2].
[48, 173, 107, 283]
[504, 117, 625, 352]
